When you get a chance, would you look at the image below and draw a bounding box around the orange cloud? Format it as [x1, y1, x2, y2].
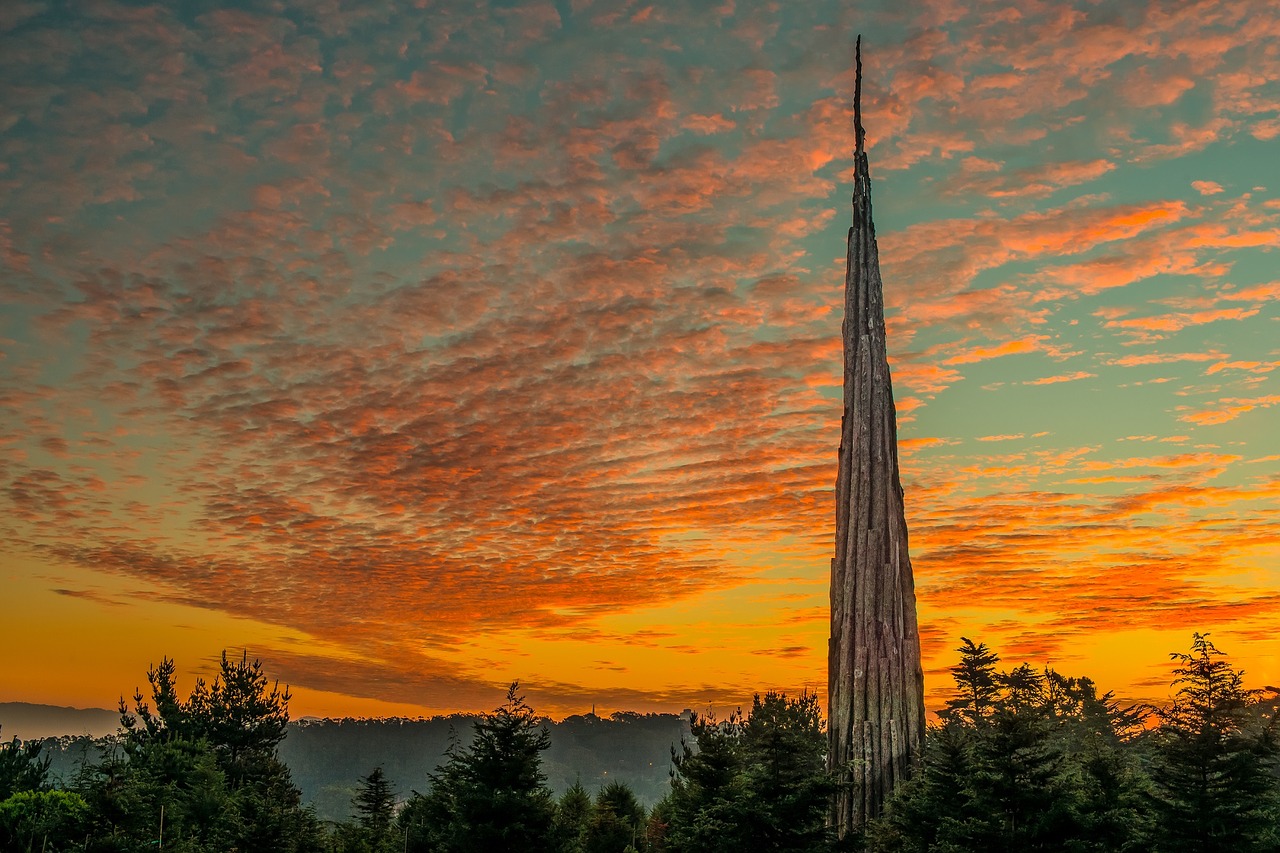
[1106, 351, 1225, 366]
[942, 336, 1047, 365]
[4, 0, 1280, 720]
[1023, 371, 1096, 385]
[1179, 395, 1280, 426]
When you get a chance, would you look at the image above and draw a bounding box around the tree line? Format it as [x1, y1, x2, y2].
[2, 634, 1277, 851]
[279, 708, 684, 820]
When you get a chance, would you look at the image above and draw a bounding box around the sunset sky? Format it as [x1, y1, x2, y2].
[2, 0, 1278, 724]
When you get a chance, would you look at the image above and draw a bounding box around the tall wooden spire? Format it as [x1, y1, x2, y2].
[828, 35, 925, 835]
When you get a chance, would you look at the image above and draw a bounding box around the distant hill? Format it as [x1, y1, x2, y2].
[0, 702, 119, 739]
[285, 710, 690, 820]
[20, 704, 691, 823]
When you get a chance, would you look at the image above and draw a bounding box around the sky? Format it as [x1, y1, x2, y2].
[1, 0, 1278, 725]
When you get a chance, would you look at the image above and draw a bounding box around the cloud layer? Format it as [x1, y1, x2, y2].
[1, 0, 1278, 716]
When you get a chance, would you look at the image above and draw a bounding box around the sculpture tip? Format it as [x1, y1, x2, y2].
[854, 36, 865, 155]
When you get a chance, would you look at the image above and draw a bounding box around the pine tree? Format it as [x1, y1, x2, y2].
[95, 652, 322, 853]
[0, 729, 51, 800]
[666, 708, 745, 852]
[354, 766, 397, 839]
[868, 720, 975, 853]
[667, 693, 834, 852]
[1148, 634, 1279, 853]
[555, 780, 592, 853]
[870, 642, 1153, 853]
[583, 781, 646, 853]
[964, 694, 1074, 852]
[942, 638, 1001, 726]
[413, 682, 558, 853]
[737, 691, 833, 851]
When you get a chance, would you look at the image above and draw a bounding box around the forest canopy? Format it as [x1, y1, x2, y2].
[2, 634, 1277, 852]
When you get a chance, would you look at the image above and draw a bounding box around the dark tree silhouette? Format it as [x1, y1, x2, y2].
[870, 639, 1151, 853]
[554, 779, 592, 853]
[354, 765, 397, 838]
[667, 691, 834, 852]
[941, 638, 1001, 726]
[1148, 634, 1279, 853]
[80, 651, 321, 853]
[406, 682, 557, 853]
[583, 780, 646, 853]
[0, 729, 50, 800]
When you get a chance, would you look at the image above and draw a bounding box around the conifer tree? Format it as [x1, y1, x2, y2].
[942, 638, 1001, 726]
[0, 729, 50, 800]
[667, 692, 834, 852]
[870, 640, 1151, 853]
[1148, 634, 1279, 853]
[88, 652, 322, 853]
[354, 766, 397, 839]
[554, 779, 592, 853]
[583, 781, 646, 853]
[411, 682, 558, 853]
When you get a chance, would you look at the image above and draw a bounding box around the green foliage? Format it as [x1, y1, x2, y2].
[962, 688, 1076, 851]
[19, 635, 1280, 853]
[1146, 633, 1279, 853]
[941, 638, 1000, 727]
[643, 795, 672, 853]
[120, 651, 291, 790]
[0, 728, 51, 800]
[583, 780, 646, 853]
[554, 780, 592, 853]
[354, 766, 397, 837]
[325, 765, 402, 853]
[870, 640, 1151, 853]
[275, 710, 683, 822]
[73, 651, 322, 853]
[0, 788, 90, 851]
[405, 682, 558, 853]
[78, 736, 239, 852]
[666, 691, 834, 853]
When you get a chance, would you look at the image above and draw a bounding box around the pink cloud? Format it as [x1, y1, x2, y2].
[1121, 67, 1196, 108]
[944, 159, 1116, 200]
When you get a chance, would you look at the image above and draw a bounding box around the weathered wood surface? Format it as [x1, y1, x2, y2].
[828, 36, 926, 836]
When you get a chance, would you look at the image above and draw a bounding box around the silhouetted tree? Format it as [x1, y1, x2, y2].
[122, 651, 291, 788]
[1047, 671, 1151, 851]
[942, 638, 1001, 726]
[871, 640, 1151, 853]
[75, 729, 238, 851]
[867, 719, 974, 852]
[407, 682, 557, 853]
[666, 692, 834, 852]
[554, 779, 592, 853]
[77, 651, 321, 852]
[664, 708, 743, 852]
[583, 780, 646, 853]
[1148, 634, 1279, 853]
[329, 765, 400, 852]
[963, 683, 1076, 852]
[355, 766, 396, 834]
[0, 729, 50, 800]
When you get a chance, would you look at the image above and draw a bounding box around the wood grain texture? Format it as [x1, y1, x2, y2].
[828, 36, 926, 837]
